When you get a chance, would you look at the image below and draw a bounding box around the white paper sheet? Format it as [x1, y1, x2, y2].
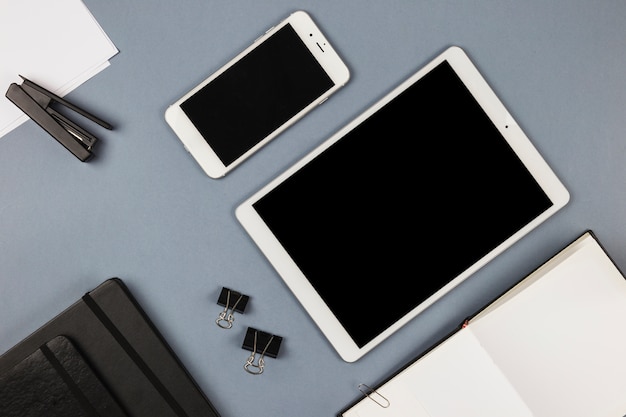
[471, 235, 626, 417]
[343, 329, 533, 417]
[0, 0, 118, 138]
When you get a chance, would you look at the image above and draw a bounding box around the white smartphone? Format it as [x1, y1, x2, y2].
[165, 11, 350, 178]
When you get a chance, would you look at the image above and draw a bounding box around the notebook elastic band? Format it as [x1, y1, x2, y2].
[82, 294, 188, 417]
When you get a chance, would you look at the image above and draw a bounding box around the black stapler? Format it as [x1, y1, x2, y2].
[5, 76, 112, 162]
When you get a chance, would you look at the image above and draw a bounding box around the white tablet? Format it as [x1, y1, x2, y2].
[235, 46, 570, 362]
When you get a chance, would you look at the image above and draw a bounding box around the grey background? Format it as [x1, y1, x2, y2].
[1, 1, 625, 416]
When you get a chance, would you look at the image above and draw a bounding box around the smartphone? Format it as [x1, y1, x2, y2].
[165, 11, 350, 178]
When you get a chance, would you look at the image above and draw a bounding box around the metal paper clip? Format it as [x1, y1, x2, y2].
[358, 383, 390, 408]
[216, 288, 245, 329]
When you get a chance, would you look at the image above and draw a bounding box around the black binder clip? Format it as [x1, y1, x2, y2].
[242, 327, 282, 375]
[216, 287, 249, 329]
[5, 75, 112, 162]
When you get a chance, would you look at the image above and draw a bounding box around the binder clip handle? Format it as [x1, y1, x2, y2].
[216, 311, 236, 329]
[244, 354, 266, 375]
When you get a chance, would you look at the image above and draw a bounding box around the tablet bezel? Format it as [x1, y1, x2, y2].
[235, 46, 570, 362]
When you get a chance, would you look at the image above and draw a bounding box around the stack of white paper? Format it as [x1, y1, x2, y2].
[0, 0, 118, 138]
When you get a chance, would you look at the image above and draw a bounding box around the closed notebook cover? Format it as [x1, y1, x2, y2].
[0, 335, 127, 417]
[0, 278, 220, 417]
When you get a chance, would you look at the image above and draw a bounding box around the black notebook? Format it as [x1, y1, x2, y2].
[0, 278, 220, 417]
[0, 335, 128, 417]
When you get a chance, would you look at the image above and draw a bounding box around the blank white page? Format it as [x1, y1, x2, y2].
[470, 234, 626, 417]
[342, 329, 533, 417]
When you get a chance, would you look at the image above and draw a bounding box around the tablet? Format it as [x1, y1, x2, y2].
[235, 46, 570, 362]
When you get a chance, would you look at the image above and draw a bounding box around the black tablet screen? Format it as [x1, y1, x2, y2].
[252, 60, 552, 347]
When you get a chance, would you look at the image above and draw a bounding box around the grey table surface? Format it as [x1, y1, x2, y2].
[1, 1, 625, 416]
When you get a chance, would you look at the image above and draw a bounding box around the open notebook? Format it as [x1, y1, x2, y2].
[340, 230, 626, 417]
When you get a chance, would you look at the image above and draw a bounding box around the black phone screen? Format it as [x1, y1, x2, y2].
[180, 24, 334, 166]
